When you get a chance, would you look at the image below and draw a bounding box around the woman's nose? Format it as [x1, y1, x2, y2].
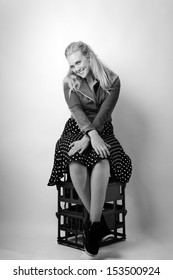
[75, 65, 81, 73]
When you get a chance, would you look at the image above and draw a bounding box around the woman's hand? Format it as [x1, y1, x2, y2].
[88, 130, 111, 158]
[68, 135, 90, 156]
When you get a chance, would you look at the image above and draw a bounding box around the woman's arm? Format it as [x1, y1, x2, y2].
[64, 82, 95, 134]
[92, 77, 120, 132]
[87, 129, 111, 158]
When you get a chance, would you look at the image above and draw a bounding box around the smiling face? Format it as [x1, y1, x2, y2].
[67, 50, 91, 78]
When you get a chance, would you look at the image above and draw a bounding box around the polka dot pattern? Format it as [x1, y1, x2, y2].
[47, 118, 132, 186]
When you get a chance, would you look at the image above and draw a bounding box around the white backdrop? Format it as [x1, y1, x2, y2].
[0, 0, 173, 259]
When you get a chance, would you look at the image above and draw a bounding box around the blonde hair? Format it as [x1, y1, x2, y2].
[65, 41, 116, 91]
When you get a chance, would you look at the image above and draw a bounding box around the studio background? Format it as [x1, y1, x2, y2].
[0, 0, 173, 259]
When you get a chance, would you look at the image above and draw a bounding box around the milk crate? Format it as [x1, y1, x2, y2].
[56, 174, 127, 250]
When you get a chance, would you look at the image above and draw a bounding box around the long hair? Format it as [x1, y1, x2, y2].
[64, 41, 116, 92]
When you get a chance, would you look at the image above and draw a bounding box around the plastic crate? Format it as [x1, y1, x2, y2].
[56, 175, 127, 250]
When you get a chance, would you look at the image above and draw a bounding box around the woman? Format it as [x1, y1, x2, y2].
[48, 41, 132, 256]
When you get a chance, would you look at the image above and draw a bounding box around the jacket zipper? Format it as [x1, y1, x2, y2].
[77, 89, 96, 103]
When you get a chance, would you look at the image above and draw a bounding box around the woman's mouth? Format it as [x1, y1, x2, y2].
[78, 68, 85, 75]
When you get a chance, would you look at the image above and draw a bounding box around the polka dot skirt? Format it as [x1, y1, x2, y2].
[47, 118, 132, 186]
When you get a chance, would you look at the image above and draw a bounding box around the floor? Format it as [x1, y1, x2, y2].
[0, 222, 173, 260]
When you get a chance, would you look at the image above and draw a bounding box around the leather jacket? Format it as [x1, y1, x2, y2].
[64, 74, 120, 133]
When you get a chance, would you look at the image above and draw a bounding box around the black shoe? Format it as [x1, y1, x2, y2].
[99, 214, 114, 242]
[84, 220, 101, 256]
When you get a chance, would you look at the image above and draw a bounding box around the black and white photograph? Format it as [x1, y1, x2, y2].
[0, 0, 173, 277]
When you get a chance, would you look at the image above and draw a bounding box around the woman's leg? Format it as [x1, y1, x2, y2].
[69, 162, 91, 213]
[90, 159, 110, 223]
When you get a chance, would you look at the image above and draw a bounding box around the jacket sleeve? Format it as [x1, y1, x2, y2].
[92, 77, 120, 132]
[64, 83, 95, 133]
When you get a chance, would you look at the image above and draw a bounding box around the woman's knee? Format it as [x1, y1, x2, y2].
[92, 159, 110, 177]
[69, 162, 87, 176]
[97, 159, 110, 169]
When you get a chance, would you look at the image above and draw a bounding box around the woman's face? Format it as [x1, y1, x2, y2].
[67, 50, 91, 78]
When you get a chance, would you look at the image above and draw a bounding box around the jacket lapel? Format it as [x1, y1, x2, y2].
[77, 79, 95, 102]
